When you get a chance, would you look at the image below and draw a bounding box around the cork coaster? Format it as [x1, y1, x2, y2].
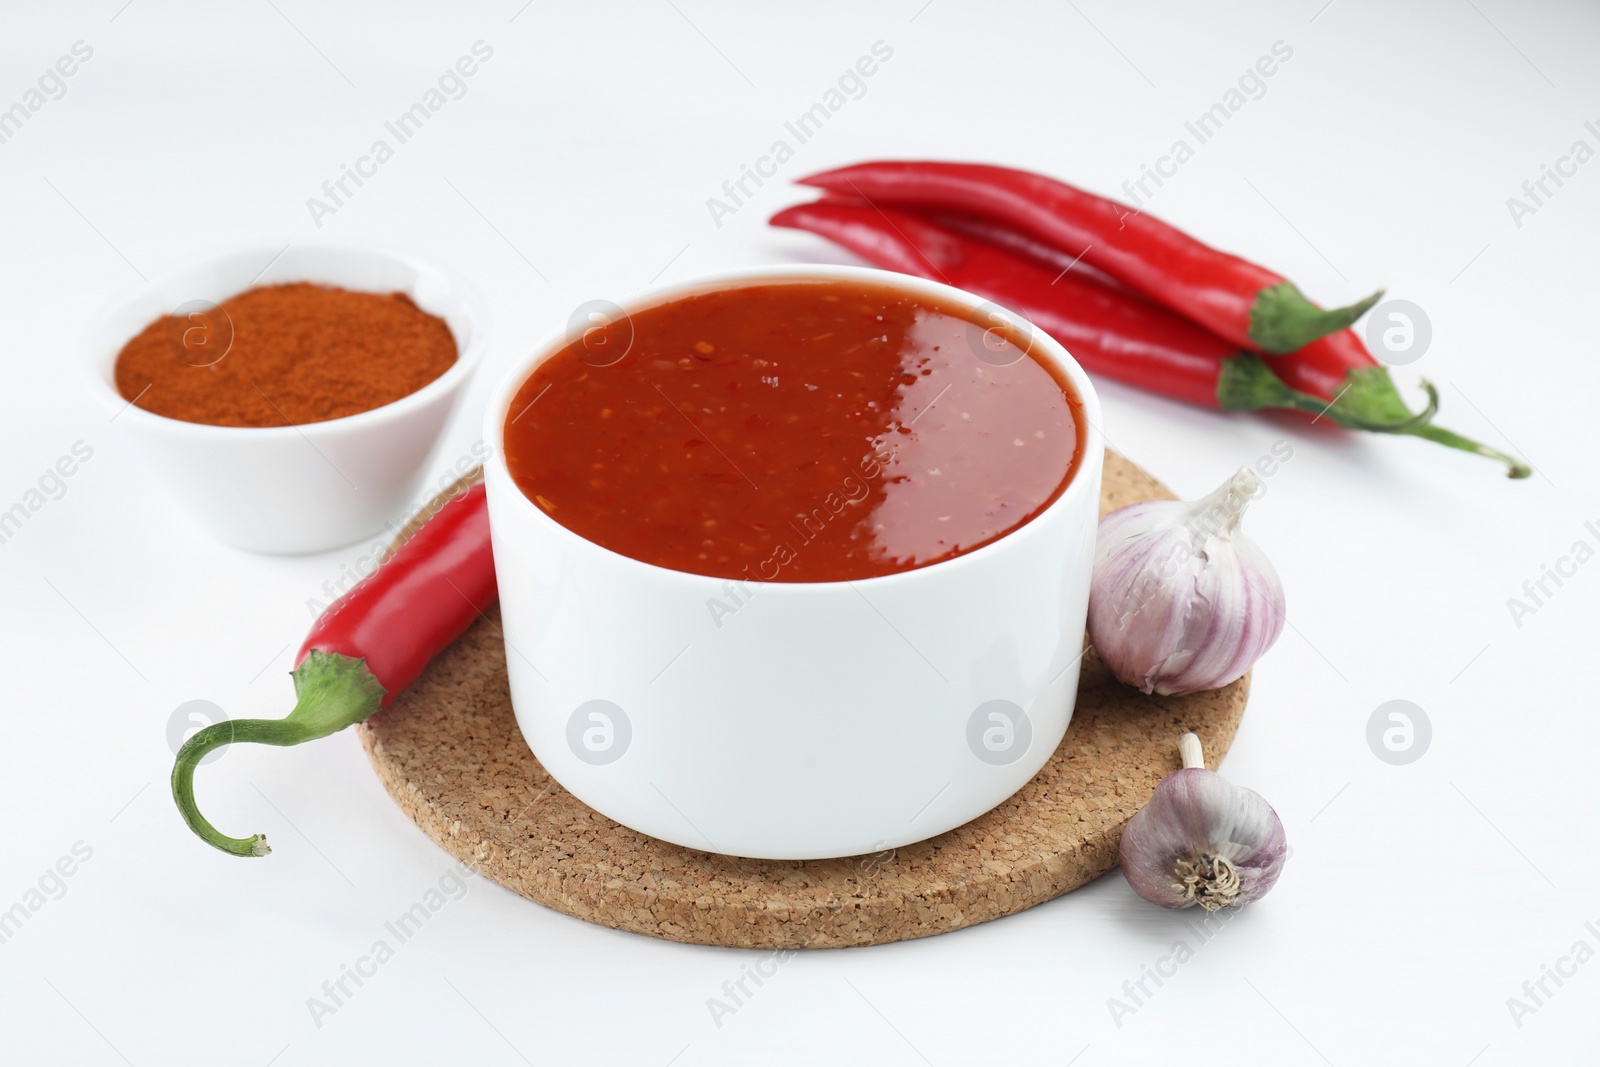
[358, 452, 1247, 949]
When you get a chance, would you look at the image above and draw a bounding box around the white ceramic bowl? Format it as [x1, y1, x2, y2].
[484, 264, 1104, 860]
[85, 243, 486, 554]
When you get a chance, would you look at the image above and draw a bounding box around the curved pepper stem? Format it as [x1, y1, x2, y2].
[171, 650, 386, 857]
[1400, 424, 1532, 480]
[1248, 282, 1384, 354]
[1218, 354, 1531, 479]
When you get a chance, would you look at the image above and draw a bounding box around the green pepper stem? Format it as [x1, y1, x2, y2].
[1271, 377, 1439, 431]
[1401, 423, 1533, 479]
[1248, 282, 1384, 354]
[171, 650, 386, 857]
[1217, 354, 1531, 479]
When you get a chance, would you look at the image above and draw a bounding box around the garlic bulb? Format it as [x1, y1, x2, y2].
[1119, 733, 1287, 911]
[1088, 467, 1284, 696]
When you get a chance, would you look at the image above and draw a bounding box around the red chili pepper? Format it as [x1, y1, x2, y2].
[806, 162, 1465, 448]
[932, 207, 1374, 403]
[797, 161, 1383, 355]
[171, 480, 497, 857]
[927, 209, 1137, 297]
[771, 199, 1529, 477]
[920, 204, 1520, 470]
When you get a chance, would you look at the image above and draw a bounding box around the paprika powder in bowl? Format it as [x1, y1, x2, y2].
[85, 243, 486, 553]
[483, 264, 1105, 860]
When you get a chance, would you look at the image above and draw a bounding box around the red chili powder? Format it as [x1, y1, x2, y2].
[114, 282, 458, 428]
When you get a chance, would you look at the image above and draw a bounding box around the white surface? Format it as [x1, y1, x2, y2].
[0, 2, 1595, 1064]
[84, 242, 486, 552]
[484, 263, 1103, 860]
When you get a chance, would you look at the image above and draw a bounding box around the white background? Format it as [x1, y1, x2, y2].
[1, 1, 1597, 1064]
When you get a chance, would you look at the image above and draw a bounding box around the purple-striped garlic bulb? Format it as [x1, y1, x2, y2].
[1088, 467, 1285, 696]
[1119, 732, 1287, 911]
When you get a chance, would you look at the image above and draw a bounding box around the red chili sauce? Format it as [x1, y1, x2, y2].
[503, 280, 1084, 582]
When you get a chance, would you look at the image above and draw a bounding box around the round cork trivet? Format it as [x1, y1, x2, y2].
[358, 452, 1247, 949]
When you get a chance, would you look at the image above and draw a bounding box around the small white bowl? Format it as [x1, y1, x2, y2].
[85, 243, 486, 554]
[484, 264, 1105, 860]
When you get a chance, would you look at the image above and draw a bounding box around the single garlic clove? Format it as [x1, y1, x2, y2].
[1088, 467, 1286, 696]
[1119, 733, 1288, 911]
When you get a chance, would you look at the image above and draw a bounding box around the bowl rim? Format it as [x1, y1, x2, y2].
[83, 240, 488, 440]
[484, 262, 1105, 593]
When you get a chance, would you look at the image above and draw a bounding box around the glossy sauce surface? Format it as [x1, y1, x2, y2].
[504, 280, 1084, 582]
